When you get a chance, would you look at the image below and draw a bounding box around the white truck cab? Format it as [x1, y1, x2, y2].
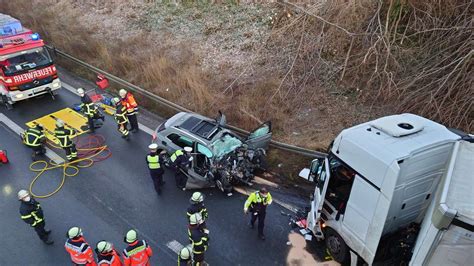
[300, 113, 465, 264]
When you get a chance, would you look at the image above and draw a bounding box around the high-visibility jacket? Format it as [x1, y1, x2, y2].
[55, 127, 75, 148]
[114, 104, 129, 125]
[23, 127, 45, 147]
[187, 202, 208, 221]
[122, 240, 153, 266]
[146, 153, 161, 170]
[19, 199, 44, 227]
[188, 226, 208, 255]
[97, 249, 123, 266]
[170, 150, 184, 163]
[65, 237, 97, 265]
[80, 95, 98, 118]
[120, 92, 138, 115]
[244, 191, 272, 213]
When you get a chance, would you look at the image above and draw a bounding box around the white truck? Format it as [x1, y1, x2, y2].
[299, 113, 473, 265]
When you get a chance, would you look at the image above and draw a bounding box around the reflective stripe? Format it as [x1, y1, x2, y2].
[147, 155, 160, 169]
[171, 150, 184, 162]
[124, 241, 147, 257]
[21, 214, 32, 219]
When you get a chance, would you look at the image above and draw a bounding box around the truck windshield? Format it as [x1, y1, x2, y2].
[0, 47, 52, 76]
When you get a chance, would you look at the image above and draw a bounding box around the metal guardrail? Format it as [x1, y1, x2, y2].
[47, 45, 327, 158]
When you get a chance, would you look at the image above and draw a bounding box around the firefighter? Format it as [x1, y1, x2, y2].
[77, 88, 104, 133]
[122, 229, 153, 266]
[188, 213, 209, 266]
[22, 123, 46, 160]
[95, 240, 123, 266]
[111, 97, 130, 140]
[187, 192, 208, 227]
[65, 226, 97, 266]
[119, 89, 139, 133]
[244, 187, 273, 240]
[54, 119, 78, 161]
[178, 246, 192, 266]
[146, 143, 165, 195]
[171, 146, 193, 191]
[18, 189, 54, 245]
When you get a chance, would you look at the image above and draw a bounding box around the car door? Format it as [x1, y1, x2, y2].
[307, 158, 331, 238]
[216, 111, 226, 127]
[245, 121, 272, 150]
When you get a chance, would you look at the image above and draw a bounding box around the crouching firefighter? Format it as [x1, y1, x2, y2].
[188, 213, 209, 266]
[171, 146, 193, 191]
[178, 246, 192, 266]
[22, 124, 46, 160]
[77, 88, 104, 133]
[111, 97, 130, 140]
[54, 119, 78, 162]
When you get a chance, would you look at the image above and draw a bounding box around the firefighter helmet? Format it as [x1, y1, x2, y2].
[111, 97, 120, 106]
[119, 89, 127, 98]
[189, 213, 203, 225]
[96, 240, 112, 253]
[17, 189, 29, 200]
[125, 229, 137, 243]
[179, 246, 192, 260]
[56, 119, 65, 128]
[190, 192, 204, 203]
[68, 226, 82, 239]
[77, 88, 85, 96]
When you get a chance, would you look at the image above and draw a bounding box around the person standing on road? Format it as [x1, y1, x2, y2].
[18, 189, 54, 245]
[95, 240, 123, 266]
[244, 187, 273, 240]
[188, 213, 209, 266]
[111, 97, 130, 140]
[177, 246, 192, 266]
[146, 143, 165, 195]
[22, 124, 46, 160]
[187, 192, 208, 227]
[54, 119, 78, 161]
[171, 146, 193, 191]
[119, 89, 139, 133]
[65, 226, 97, 266]
[122, 229, 153, 266]
[77, 88, 104, 133]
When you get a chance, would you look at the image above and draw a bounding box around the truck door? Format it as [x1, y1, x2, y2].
[307, 158, 331, 238]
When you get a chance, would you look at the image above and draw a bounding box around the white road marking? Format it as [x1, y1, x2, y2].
[166, 240, 185, 254]
[0, 113, 64, 164]
[61, 81, 155, 136]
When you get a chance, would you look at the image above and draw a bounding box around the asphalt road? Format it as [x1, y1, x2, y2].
[0, 73, 324, 265]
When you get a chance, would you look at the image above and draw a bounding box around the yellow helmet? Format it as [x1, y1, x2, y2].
[67, 226, 82, 239]
[179, 246, 192, 260]
[125, 229, 137, 243]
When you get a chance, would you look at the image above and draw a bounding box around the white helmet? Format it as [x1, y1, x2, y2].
[77, 88, 85, 96]
[189, 213, 203, 225]
[68, 226, 82, 239]
[179, 246, 192, 260]
[17, 189, 29, 200]
[190, 192, 204, 203]
[148, 143, 158, 150]
[119, 89, 127, 98]
[110, 97, 120, 106]
[56, 119, 65, 128]
[184, 146, 192, 153]
[125, 229, 137, 243]
[96, 240, 112, 253]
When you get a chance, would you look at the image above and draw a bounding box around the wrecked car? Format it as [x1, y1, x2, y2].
[152, 111, 272, 194]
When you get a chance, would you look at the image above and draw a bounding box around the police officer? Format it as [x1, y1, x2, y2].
[54, 119, 78, 161]
[244, 187, 273, 240]
[111, 97, 130, 140]
[188, 213, 209, 266]
[119, 89, 139, 133]
[146, 143, 165, 195]
[65, 227, 96, 266]
[178, 246, 192, 266]
[171, 146, 193, 191]
[95, 240, 123, 266]
[18, 189, 54, 245]
[77, 88, 104, 133]
[22, 124, 46, 160]
[122, 229, 153, 266]
[187, 192, 208, 227]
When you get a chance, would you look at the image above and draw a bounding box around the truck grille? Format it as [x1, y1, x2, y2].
[18, 76, 54, 91]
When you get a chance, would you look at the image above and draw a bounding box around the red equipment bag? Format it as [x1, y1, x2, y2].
[95, 74, 109, 90]
[0, 150, 8, 164]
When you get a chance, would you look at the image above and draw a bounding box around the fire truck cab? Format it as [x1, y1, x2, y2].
[0, 13, 61, 109]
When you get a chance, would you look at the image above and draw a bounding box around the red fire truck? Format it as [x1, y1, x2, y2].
[0, 13, 61, 109]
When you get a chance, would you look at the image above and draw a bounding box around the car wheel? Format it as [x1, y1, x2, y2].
[325, 228, 350, 264]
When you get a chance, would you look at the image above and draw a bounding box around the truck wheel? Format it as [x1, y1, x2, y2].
[325, 228, 350, 264]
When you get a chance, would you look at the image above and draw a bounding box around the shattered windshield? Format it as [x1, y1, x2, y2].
[0, 47, 52, 76]
[211, 134, 242, 159]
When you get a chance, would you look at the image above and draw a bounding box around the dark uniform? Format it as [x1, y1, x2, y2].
[55, 126, 78, 161]
[171, 150, 191, 190]
[19, 198, 52, 244]
[80, 94, 103, 133]
[187, 203, 208, 227]
[244, 190, 273, 239]
[23, 126, 46, 159]
[146, 151, 165, 194]
[188, 226, 209, 266]
[114, 103, 129, 139]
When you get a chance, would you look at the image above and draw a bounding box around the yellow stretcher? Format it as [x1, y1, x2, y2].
[26, 108, 88, 144]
